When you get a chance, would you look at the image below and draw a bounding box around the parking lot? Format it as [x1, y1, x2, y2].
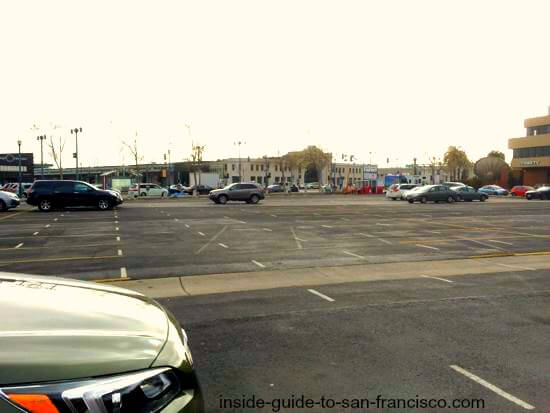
[1, 196, 549, 281]
[2, 195, 550, 412]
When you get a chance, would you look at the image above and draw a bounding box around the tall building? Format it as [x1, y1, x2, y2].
[508, 105, 550, 185]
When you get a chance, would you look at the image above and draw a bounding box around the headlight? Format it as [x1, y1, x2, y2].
[1, 368, 181, 413]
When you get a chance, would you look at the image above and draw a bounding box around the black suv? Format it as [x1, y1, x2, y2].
[27, 180, 124, 211]
[209, 183, 265, 204]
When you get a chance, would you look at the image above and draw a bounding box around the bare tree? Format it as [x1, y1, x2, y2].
[47, 136, 66, 179]
[122, 134, 143, 195]
[189, 143, 206, 194]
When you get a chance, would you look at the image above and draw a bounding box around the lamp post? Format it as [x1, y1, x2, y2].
[71, 127, 82, 180]
[37, 135, 46, 179]
[234, 140, 245, 182]
[17, 140, 22, 197]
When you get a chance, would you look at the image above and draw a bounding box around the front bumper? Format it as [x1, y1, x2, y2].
[7, 198, 20, 208]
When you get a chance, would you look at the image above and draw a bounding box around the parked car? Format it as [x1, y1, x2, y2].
[0, 272, 204, 413]
[451, 185, 488, 202]
[401, 186, 424, 199]
[478, 185, 509, 196]
[0, 190, 20, 211]
[209, 182, 265, 204]
[385, 183, 418, 200]
[289, 184, 299, 192]
[2, 182, 33, 198]
[305, 182, 320, 190]
[186, 184, 214, 195]
[510, 185, 535, 197]
[525, 186, 550, 200]
[441, 181, 466, 188]
[322, 184, 333, 193]
[406, 185, 459, 204]
[267, 184, 284, 193]
[129, 183, 169, 198]
[26, 180, 124, 211]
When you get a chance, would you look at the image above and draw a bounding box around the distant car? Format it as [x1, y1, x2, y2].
[0, 272, 204, 413]
[401, 186, 424, 199]
[289, 184, 299, 192]
[186, 184, 214, 195]
[441, 181, 466, 188]
[305, 182, 320, 189]
[0, 190, 20, 211]
[322, 184, 333, 193]
[451, 185, 488, 202]
[209, 182, 265, 204]
[129, 183, 169, 198]
[2, 182, 33, 198]
[525, 186, 550, 200]
[510, 186, 534, 197]
[478, 185, 509, 196]
[267, 184, 284, 193]
[26, 180, 124, 211]
[406, 185, 459, 204]
[385, 184, 418, 200]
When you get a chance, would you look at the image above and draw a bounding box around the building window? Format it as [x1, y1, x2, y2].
[275, 176, 280, 183]
[275, 165, 278, 171]
[261, 164, 264, 171]
[224, 164, 227, 171]
[232, 164, 235, 171]
[251, 176, 255, 181]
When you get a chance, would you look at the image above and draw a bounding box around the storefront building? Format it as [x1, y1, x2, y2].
[508, 105, 550, 186]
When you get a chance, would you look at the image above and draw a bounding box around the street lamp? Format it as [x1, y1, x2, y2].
[37, 135, 46, 179]
[71, 127, 82, 180]
[234, 140, 246, 182]
[17, 140, 22, 197]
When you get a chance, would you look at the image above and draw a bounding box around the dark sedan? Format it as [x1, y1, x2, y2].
[186, 185, 214, 195]
[525, 186, 550, 200]
[451, 185, 488, 202]
[406, 185, 459, 204]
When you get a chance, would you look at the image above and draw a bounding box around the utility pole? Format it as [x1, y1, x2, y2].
[234, 140, 245, 182]
[37, 135, 46, 179]
[17, 140, 22, 197]
[71, 127, 82, 180]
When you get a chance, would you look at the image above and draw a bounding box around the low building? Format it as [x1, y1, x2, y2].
[0, 153, 34, 185]
[508, 105, 550, 186]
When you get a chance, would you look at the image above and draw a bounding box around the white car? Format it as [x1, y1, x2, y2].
[385, 184, 418, 200]
[401, 185, 425, 199]
[0, 190, 20, 211]
[128, 183, 168, 198]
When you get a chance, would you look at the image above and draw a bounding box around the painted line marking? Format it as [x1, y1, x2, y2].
[115, 227, 119, 231]
[378, 238, 392, 245]
[238, 220, 247, 224]
[416, 244, 440, 251]
[263, 228, 272, 232]
[488, 239, 513, 246]
[33, 231, 39, 236]
[198, 231, 205, 236]
[45, 224, 50, 228]
[0, 212, 22, 221]
[341, 217, 350, 221]
[359, 232, 374, 238]
[120, 267, 128, 278]
[270, 214, 277, 218]
[422, 275, 453, 283]
[307, 289, 335, 302]
[450, 365, 535, 410]
[61, 214, 64, 217]
[14, 243, 24, 249]
[117, 249, 123, 256]
[174, 218, 179, 221]
[468, 239, 504, 250]
[251, 260, 266, 268]
[116, 236, 120, 242]
[496, 263, 535, 271]
[314, 213, 321, 216]
[0, 255, 121, 264]
[195, 226, 228, 255]
[218, 243, 229, 249]
[185, 224, 190, 228]
[321, 225, 333, 228]
[54, 218, 58, 221]
[376, 222, 390, 226]
[224, 216, 230, 219]
[115, 220, 119, 224]
[290, 227, 303, 250]
[343, 250, 366, 259]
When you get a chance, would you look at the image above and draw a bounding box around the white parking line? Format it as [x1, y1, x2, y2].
[290, 227, 304, 250]
[120, 267, 128, 278]
[450, 365, 535, 410]
[263, 228, 272, 232]
[117, 249, 123, 256]
[341, 217, 350, 221]
[174, 218, 179, 221]
[359, 232, 374, 238]
[378, 238, 392, 245]
[116, 236, 120, 242]
[195, 225, 228, 255]
[251, 260, 266, 268]
[218, 243, 229, 249]
[61, 214, 64, 217]
[14, 243, 23, 249]
[198, 232, 205, 236]
[185, 224, 190, 228]
[270, 214, 277, 218]
[33, 232, 39, 236]
[468, 239, 504, 250]
[496, 263, 535, 271]
[115, 227, 119, 231]
[488, 239, 514, 246]
[307, 289, 335, 302]
[422, 275, 453, 283]
[376, 222, 390, 226]
[45, 224, 50, 228]
[321, 225, 333, 228]
[54, 218, 58, 221]
[343, 250, 366, 259]
[115, 220, 119, 224]
[416, 244, 440, 251]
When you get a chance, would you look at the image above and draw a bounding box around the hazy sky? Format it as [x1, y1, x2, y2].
[1, 0, 549, 168]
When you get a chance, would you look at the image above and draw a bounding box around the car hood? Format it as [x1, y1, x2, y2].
[0, 273, 169, 385]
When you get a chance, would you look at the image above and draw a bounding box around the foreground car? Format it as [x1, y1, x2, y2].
[209, 182, 264, 204]
[406, 185, 459, 203]
[525, 186, 550, 200]
[27, 180, 124, 211]
[0, 190, 20, 211]
[0, 273, 204, 413]
[451, 185, 488, 202]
